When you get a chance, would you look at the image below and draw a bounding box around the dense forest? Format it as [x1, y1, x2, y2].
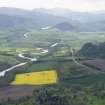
[79, 42, 105, 58]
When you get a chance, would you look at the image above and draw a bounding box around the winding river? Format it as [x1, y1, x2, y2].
[0, 43, 58, 77]
[0, 50, 47, 77]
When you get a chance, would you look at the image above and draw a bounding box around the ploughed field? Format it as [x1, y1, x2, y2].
[11, 70, 58, 85]
[80, 59, 105, 71]
[0, 85, 39, 100]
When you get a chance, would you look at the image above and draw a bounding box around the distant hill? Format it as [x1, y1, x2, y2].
[33, 8, 105, 31]
[53, 22, 75, 31]
[0, 7, 69, 28]
[0, 7, 105, 31]
[0, 14, 37, 31]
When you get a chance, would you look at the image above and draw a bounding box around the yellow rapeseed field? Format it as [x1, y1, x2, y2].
[11, 70, 57, 85]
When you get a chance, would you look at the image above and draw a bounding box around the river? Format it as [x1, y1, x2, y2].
[0, 43, 58, 77]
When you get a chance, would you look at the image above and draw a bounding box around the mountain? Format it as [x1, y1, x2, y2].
[1, 7, 105, 31]
[0, 7, 70, 27]
[33, 8, 72, 18]
[34, 8, 105, 22]
[53, 22, 75, 31]
[33, 8, 105, 31]
[0, 7, 31, 17]
[0, 14, 37, 31]
[33, 8, 79, 26]
[26, 8, 105, 32]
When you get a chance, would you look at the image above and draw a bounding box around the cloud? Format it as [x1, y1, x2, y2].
[0, 0, 105, 11]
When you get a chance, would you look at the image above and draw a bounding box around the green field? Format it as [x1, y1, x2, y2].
[0, 30, 105, 104]
[1, 30, 105, 48]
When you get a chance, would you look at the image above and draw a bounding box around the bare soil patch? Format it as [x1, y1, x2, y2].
[80, 59, 105, 71]
[0, 85, 39, 101]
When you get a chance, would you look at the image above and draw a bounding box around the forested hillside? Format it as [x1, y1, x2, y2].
[79, 42, 105, 58]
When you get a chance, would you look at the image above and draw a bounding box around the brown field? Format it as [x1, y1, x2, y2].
[80, 59, 105, 71]
[0, 85, 39, 101]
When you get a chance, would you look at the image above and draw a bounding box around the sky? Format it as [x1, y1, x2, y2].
[0, 0, 105, 12]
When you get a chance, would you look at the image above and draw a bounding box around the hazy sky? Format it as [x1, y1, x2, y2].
[0, 0, 105, 12]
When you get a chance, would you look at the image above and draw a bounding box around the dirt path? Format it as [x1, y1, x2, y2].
[70, 48, 103, 74]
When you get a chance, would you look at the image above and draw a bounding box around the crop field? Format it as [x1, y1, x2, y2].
[11, 70, 58, 85]
[0, 86, 38, 100]
[80, 59, 105, 71]
[1, 30, 105, 48]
